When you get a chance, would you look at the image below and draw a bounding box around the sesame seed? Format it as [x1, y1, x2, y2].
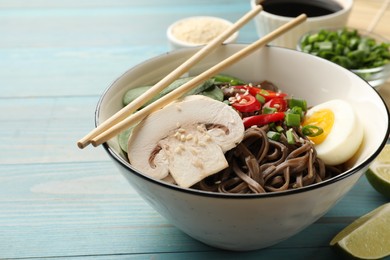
[192, 159, 203, 169]
[239, 99, 248, 104]
[204, 134, 212, 142]
[174, 147, 182, 154]
[174, 132, 180, 139]
[178, 128, 186, 133]
[198, 141, 206, 147]
[197, 125, 205, 133]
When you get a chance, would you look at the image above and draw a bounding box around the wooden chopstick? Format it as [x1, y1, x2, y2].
[77, 5, 263, 149]
[90, 14, 307, 147]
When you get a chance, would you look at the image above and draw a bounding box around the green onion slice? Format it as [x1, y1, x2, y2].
[285, 113, 301, 127]
[302, 125, 324, 137]
[255, 93, 265, 104]
[286, 128, 295, 144]
[275, 125, 284, 133]
[267, 131, 281, 141]
[288, 98, 307, 111]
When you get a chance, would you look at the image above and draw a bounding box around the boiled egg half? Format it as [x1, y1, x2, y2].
[302, 99, 363, 165]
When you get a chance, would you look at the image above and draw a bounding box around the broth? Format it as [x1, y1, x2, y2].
[262, 0, 343, 18]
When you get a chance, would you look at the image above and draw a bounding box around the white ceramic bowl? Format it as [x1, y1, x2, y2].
[96, 44, 389, 251]
[250, 0, 353, 49]
[167, 16, 239, 50]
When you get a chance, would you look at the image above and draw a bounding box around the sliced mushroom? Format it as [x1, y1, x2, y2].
[127, 95, 244, 188]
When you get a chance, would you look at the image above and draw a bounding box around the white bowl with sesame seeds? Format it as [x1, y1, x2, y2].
[167, 16, 239, 50]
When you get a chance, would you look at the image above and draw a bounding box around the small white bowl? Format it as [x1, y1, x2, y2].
[96, 44, 389, 251]
[250, 0, 353, 49]
[167, 16, 239, 50]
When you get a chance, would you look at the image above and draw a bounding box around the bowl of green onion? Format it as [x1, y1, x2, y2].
[297, 27, 390, 89]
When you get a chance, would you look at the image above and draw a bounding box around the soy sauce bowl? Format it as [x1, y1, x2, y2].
[250, 0, 353, 48]
[297, 27, 390, 89]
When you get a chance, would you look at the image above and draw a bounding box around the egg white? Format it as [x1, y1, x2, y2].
[305, 99, 363, 166]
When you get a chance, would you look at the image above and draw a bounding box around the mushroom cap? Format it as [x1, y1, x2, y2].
[127, 95, 244, 187]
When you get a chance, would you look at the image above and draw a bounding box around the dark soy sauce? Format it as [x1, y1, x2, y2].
[262, 0, 343, 18]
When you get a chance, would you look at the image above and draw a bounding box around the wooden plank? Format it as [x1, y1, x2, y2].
[376, 13, 390, 40]
[6, 248, 343, 260]
[0, 47, 166, 97]
[0, 161, 208, 258]
[0, 160, 387, 258]
[0, 3, 257, 98]
[347, 0, 385, 31]
[0, 0, 249, 9]
[0, 1, 252, 49]
[0, 97, 109, 163]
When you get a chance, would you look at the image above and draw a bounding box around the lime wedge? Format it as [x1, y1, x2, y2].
[366, 144, 390, 198]
[330, 203, 390, 259]
[374, 144, 390, 164]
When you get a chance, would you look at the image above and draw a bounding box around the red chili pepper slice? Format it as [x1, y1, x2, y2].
[233, 85, 287, 102]
[257, 90, 287, 102]
[232, 85, 261, 97]
[231, 94, 261, 113]
[263, 97, 288, 112]
[242, 112, 285, 128]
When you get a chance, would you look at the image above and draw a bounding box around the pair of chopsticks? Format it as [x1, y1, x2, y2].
[77, 6, 307, 149]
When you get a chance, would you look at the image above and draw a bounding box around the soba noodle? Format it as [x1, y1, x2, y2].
[193, 125, 343, 194]
[123, 76, 345, 194]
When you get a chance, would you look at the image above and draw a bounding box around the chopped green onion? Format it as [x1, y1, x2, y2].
[259, 89, 270, 96]
[291, 106, 304, 118]
[286, 129, 295, 144]
[275, 125, 284, 133]
[316, 41, 333, 51]
[288, 98, 307, 111]
[299, 27, 390, 70]
[302, 125, 324, 137]
[267, 131, 281, 141]
[331, 56, 353, 68]
[308, 33, 320, 43]
[285, 113, 301, 127]
[212, 74, 246, 85]
[255, 93, 265, 104]
[263, 107, 277, 114]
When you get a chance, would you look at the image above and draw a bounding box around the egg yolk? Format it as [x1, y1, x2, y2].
[302, 109, 334, 144]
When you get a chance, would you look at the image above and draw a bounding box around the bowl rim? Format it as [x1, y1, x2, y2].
[96, 44, 390, 199]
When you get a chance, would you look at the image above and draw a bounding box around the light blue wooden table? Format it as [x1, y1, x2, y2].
[1, 1, 389, 259]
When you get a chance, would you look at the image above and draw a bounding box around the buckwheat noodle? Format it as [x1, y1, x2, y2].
[193, 125, 343, 194]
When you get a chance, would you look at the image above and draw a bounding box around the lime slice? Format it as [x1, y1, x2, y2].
[374, 144, 390, 164]
[330, 203, 390, 259]
[366, 144, 390, 198]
